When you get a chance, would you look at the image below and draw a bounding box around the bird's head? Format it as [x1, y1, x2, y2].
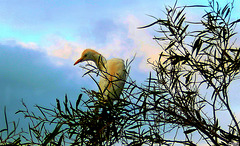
[74, 49, 100, 65]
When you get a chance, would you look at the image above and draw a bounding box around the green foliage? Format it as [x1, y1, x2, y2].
[1, 0, 240, 145]
[139, 0, 240, 145]
[0, 107, 23, 145]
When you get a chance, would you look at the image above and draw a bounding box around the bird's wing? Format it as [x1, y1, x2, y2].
[100, 58, 126, 99]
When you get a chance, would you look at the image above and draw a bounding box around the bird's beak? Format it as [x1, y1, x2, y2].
[74, 58, 83, 65]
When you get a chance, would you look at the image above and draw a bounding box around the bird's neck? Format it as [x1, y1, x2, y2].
[93, 54, 107, 71]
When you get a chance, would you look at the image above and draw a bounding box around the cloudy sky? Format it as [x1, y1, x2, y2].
[0, 0, 240, 144]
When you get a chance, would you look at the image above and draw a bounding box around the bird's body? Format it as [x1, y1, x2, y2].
[74, 49, 126, 101]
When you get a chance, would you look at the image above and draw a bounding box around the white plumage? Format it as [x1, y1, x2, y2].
[74, 49, 126, 101]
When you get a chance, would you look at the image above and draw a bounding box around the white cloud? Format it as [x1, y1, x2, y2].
[0, 39, 40, 51]
[41, 35, 91, 64]
[17, 42, 39, 50]
[48, 39, 76, 59]
[41, 14, 163, 72]
[12, 14, 163, 72]
[124, 15, 162, 71]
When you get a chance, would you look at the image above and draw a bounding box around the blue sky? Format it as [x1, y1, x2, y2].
[0, 0, 240, 145]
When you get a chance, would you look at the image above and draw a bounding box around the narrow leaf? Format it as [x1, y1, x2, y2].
[4, 106, 8, 135]
[192, 37, 202, 56]
[76, 94, 82, 109]
[43, 123, 63, 145]
[184, 129, 197, 134]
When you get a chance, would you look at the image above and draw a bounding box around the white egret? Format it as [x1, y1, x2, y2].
[74, 49, 126, 101]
